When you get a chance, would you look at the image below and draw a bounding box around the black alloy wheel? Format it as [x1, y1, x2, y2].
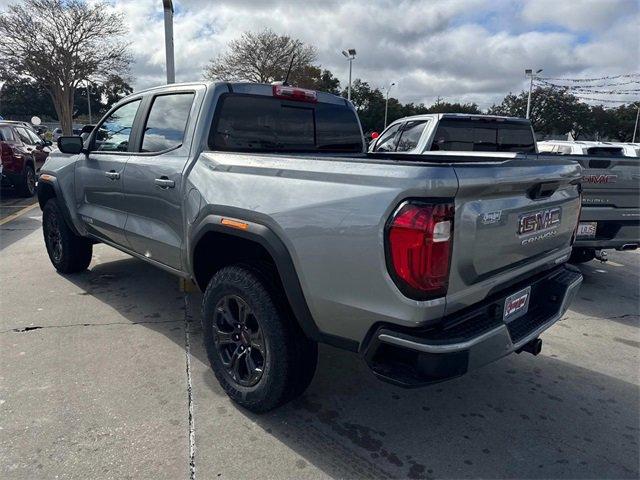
[44, 206, 63, 263]
[213, 294, 266, 387]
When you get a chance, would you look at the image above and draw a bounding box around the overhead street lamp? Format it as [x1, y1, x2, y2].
[163, 0, 175, 84]
[525, 68, 543, 119]
[342, 48, 356, 102]
[384, 82, 396, 128]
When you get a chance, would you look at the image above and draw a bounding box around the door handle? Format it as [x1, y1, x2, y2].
[154, 177, 175, 189]
[105, 170, 120, 180]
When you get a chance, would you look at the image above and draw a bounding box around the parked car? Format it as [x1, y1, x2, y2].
[538, 140, 639, 158]
[52, 127, 82, 141]
[0, 122, 52, 196]
[536, 140, 640, 262]
[568, 153, 639, 262]
[39, 82, 582, 412]
[369, 114, 537, 155]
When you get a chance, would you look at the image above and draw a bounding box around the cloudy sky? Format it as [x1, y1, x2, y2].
[2, 0, 639, 107]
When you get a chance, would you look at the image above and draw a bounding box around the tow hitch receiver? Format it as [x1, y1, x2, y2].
[516, 338, 542, 356]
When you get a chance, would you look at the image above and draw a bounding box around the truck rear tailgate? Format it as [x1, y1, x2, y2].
[575, 156, 640, 209]
[446, 157, 582, 315]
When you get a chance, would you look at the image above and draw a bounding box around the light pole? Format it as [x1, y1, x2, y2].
[342, 49, 356, 102]
[633, 104, 639, 143]
[162, 0, 175, 84]
[85, 81, 92, 125]
[384, 82, 396, 128]
[525, 68, 543, 119]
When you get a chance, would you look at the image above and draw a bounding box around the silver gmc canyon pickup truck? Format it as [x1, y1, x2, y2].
[38, 82, 583, 412]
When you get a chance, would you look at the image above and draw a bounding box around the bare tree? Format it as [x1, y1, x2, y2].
[0, 0, 131, 134]
[204, 29, 317, 85]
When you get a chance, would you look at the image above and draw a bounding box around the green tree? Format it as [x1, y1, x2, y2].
[489, 87, 591, 139]
[301, 67, 341, 95]
[0, 78, 57, 120]
[74, 75, 133, 121]
[426, 98, 481, 114]
[0, 0, 131, 134]
[342, 79, 387, 132]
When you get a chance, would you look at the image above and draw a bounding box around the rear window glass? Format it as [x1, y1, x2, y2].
[430, 118, 535, 153]
[586, 147, 624, 157]
[210, 94, 362, 153]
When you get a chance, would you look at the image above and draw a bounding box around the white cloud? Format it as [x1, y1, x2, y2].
[521, 0, 637, 31]
[1, 0, 638, 107]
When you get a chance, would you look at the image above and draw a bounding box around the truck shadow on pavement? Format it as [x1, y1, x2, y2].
[64, 255, 639, 480]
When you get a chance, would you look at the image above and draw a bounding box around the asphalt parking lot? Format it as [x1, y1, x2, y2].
[1, 192, 639, 480]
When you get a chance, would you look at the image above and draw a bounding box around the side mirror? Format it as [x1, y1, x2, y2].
[57, 136, 84, 154]
[371, 132, 380, 140]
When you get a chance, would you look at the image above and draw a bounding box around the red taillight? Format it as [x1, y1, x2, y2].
[386, 202, 454, 298]
[272, 85, 318, 103]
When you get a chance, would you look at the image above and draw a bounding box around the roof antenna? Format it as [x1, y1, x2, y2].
[283, 54, 296, 86]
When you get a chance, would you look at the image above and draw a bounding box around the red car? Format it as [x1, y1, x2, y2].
[0, 122, 52, 197]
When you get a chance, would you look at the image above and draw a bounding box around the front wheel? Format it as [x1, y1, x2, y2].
[202, 265, 317, 413]
[42, 199, 93, 273]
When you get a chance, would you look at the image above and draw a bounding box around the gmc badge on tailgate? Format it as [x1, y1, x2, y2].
[518, 207, 562, 236]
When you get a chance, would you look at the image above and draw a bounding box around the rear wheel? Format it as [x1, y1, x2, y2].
[17, 164, 36, 197]
[569, 247, 596, 264]
[42, 199, 93, 273]
[202, 265, 317, 413]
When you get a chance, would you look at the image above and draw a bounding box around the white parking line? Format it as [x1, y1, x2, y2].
[0, 203, 39, 226]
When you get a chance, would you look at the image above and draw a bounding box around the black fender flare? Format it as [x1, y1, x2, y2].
[189, 210, 323, 343]
[37, 176, 81, 236]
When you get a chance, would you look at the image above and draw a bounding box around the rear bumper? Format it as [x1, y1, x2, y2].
[362, 265, 582, 387]
[574, 207, 640, 250]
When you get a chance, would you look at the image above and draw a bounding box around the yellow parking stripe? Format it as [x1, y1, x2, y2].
[0, 202, 39, 226]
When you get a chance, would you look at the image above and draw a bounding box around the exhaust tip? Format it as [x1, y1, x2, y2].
[517, 338, 542, 356]
[620, 244, 638, 251]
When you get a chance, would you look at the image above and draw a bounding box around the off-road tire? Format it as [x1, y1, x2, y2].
[202, 265, 318, 413]
[17, 164, 36, 197]
[569, 247, 596, 264]
[42, 199, 93, 273]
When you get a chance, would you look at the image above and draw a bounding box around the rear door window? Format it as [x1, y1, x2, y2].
[396, 121, 428, 152]
[430, 118, 536, 153]
[210, 94, 362, 152]
[140, 93, 195, 153]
